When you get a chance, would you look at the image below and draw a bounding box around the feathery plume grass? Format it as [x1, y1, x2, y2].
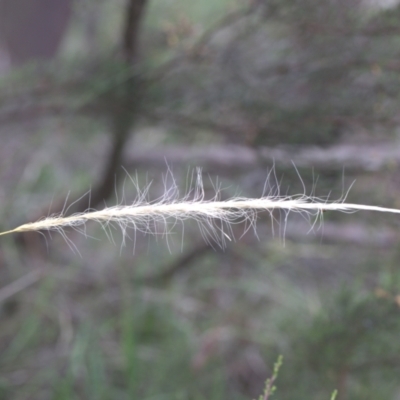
[1, 168, 400, 248]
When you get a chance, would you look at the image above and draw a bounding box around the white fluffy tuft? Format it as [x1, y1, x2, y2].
[1, 168, 399, 250]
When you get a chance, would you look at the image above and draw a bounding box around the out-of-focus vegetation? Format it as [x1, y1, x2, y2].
[2, 0, 400, 399]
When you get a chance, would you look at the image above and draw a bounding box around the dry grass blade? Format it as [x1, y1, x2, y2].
[2, 169, 400, 247]
[1, 197, 400, 236]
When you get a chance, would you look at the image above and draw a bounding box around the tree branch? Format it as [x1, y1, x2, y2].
[122, 0, 147, 62]
[64, 0, 148, 215]
[136, 242, 211, 284]
[125, 142, 400, 173]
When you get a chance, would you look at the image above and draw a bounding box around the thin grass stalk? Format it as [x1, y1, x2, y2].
[1, 196, 400, 237]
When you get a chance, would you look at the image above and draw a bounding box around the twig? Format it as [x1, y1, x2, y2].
[137, 242, 211, 283]
[0, 270, 43, 303]
[53, 0, 148, 216]
[258, 356, 283, 400]
[125, 142, 400, 173]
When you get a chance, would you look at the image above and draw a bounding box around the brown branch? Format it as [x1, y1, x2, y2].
[136, 241, 211, 284]
[141, 109, 244, 137]
[64, 0, 148, 215]
[13, 0, 149, 254]
[0, 270, 43, 303]
[124, 142, 400, 173]
[122, 0, 148, 62]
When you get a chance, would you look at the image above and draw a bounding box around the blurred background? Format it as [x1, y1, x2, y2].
[1, 0, 400, 399]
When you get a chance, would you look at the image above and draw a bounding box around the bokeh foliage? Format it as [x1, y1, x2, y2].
[1, 1, 400, 399]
